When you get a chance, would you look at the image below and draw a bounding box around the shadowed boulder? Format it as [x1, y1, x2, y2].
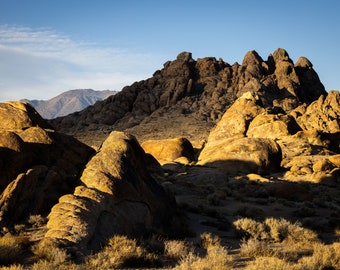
[0, 102, 94, 227]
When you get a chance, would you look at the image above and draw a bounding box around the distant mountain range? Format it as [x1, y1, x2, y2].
[23, 89, 117, 119]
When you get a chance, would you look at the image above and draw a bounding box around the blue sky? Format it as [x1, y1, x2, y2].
[0, 0, 339, 101]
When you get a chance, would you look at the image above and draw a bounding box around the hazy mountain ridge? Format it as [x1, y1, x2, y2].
[23, 89, 117, 119]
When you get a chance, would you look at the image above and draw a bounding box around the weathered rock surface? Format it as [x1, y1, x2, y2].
[198, 87, 340, 179]
[0, 102, 94, 226]
[198, 137, 282, 175]
[293, 90, 340, 133]
[141, 137, 195, 164]
[206, 92, 265, 141]
[0, 101, 51, 130]
[44, 131, 176, 252]
[50, 48, 326, 146]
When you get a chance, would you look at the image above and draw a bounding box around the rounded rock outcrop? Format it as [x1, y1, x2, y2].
[44, 131, 177, 252]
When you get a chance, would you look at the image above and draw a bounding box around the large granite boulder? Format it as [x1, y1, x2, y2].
[198, 137, 282, 175]
[206, 92, 264, 142]
[141, 137, 195, 164]
[198, 92, 282, 175]
[44, 131, 176, 252]
[0, 102, 94, 227]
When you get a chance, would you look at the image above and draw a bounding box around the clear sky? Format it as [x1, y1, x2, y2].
[0, 0, 339, 101]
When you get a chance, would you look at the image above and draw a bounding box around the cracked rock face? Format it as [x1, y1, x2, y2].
[45, 131, 176, 252]
[0, 102, 94, 226]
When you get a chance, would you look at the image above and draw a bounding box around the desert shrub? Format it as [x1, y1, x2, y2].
[295, 242, 340, 270]
[0, 265, 24, 270]
[174, 234, 233, 270]
[200, 232, 221, 249]
[284, 221, 319, 246]
[32, 239, 69, 266]
[240, 238, 278, 258]
[265, 217, 292, 242]
[13, 224, 26, 234]
[0, 234, 29, 266]
[233, 218, 269, 240]
[85, 235, 159, 269]
[31, 260, 81, 270]
[164, 240, 192, 260]
[27, 214, 47, 228]
[245, 256, 292, 270]
[236, 217, 319, 245]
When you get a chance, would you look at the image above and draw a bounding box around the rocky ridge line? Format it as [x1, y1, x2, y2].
[50, 48, 326, 146]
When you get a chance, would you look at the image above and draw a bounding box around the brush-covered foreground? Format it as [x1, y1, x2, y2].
[1, 169, 339, 270]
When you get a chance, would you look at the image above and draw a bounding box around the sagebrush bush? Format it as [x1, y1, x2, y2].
[31, 260, 80, 270]
[164, 240, 192, 259]
[240, 238, 278, 258]
[264, 217, 291, 242]
[234, 217, 319, 245]
[233, 218, 269, 240]
[200, 232, 221, 249]
[284, 221, 319, 246]
[0, 234, 29, 266]
[245, 256, 292, 270]
[27, 214, 47, 228]
[174, 233, 233, 270]
[0, 264, 24, 270]
[85, 235, 159, 269]
[32, 239, 69, 266]
[295, 242, 340, 270]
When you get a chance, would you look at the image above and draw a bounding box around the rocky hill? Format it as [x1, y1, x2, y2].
[24, 89, 116, 119]
[50, 48, 326, 146]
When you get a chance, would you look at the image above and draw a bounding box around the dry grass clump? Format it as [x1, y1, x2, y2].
[245, 242, 340, 270]
[295, 242, 340, 270]
[164, 240, 192, 260]
[85, 235, 159, 269]
[233, 217, 319, 245]
[0, 265, 24, 270]
[27, 214, 47, 228]
[245, 256, 292, 270]
[240, 238, 278, 258]
[32, 239, 69, 266]
[0, 234, 29, 266]
[233, 218, 269, 240]
[31, 239, 81, 270]
[174, 233, 233, 270]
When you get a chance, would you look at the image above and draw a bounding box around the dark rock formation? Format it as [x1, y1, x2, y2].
[50, 48, 326, 146]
